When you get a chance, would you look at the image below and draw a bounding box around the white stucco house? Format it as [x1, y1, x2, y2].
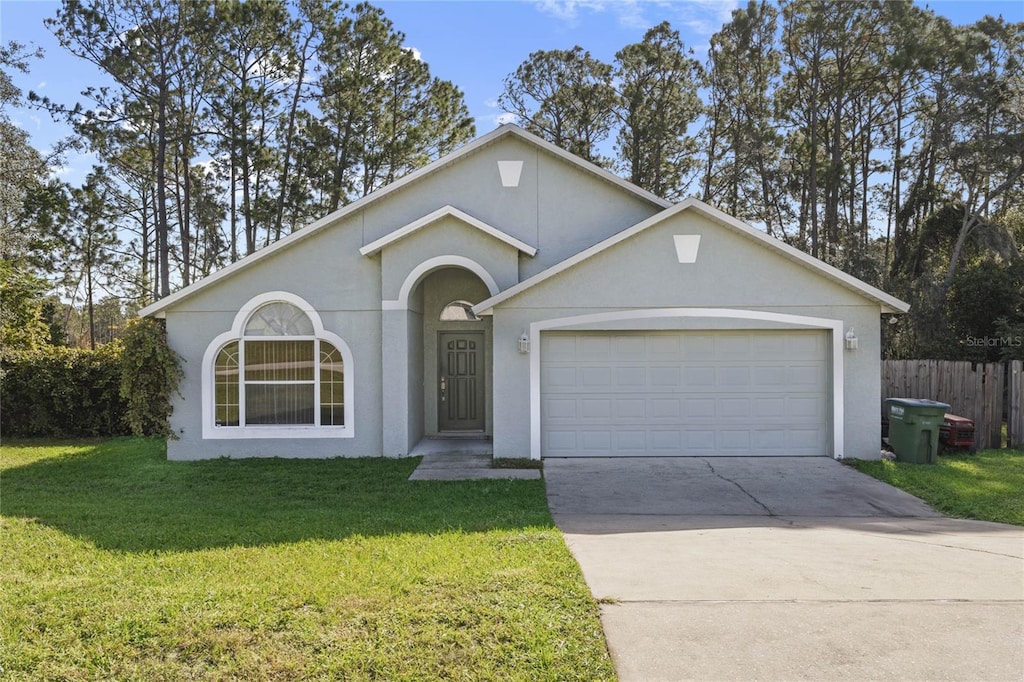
[140, 124, 908, 461]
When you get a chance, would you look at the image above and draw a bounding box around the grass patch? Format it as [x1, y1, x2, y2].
[0, 438, 614, 680]
[851, 449, 1024, 526]
[490, 458, 544, 470]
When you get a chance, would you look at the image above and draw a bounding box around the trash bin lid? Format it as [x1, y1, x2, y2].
[885, 398, 951, 410]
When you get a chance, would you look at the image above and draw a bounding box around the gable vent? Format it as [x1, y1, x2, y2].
[498, 160, 523, 187]
[673, 235, 701, 263]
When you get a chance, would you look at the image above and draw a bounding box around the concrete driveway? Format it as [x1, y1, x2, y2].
[545, 457, 1024, 681]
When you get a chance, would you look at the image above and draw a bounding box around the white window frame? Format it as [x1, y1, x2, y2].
[202, 291, 354, 439]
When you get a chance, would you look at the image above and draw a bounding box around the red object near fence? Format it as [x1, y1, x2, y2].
[940, 413, 975, 449]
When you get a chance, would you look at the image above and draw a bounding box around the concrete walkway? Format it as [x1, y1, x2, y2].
[407, 439, 540, 480]
[546, 457, 1024, 681]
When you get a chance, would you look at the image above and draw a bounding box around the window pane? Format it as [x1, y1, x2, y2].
[244, 302, 314, 336]
[245, 384, 315, 425]
[439, 300, 479, 321]
[245, 340, 314, 381]
[320, 342, 344, 426]
[215, 342, 239, 426]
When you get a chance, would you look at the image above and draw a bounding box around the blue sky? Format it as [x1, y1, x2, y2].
[2, 0, 1022, 185]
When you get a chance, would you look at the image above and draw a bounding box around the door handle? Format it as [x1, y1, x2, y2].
[440, 377, 446, 402]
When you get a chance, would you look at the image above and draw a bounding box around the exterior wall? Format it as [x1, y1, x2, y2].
[164, 214, 385, 460]
[378, 216, 521, 301]
[490, 211, 885, 461]
[358, 136, 662, 279]
[166, 305, 384, 460]
[407, 304, 425, 451]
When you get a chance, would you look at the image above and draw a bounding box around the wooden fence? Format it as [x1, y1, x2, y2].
[882, 359, 1024, 450]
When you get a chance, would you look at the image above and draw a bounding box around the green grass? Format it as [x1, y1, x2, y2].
[0, 438, 614, 681]
[851, 449, 1024, 526]
[490, 458, 544, 470]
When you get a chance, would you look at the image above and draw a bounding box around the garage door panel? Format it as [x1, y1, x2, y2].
[581, 431, 612, 451]
[682, 366, 715, 386]
[719, 367, 751, 386]
[617, 431, 647, 450]
[616, 367, 646, 386]
[541, 331, 830, 457]
[649, 335, 681, 357]
[577, 335, 611, 357]
[756, 430, 787, 449]
[546, 430, 577, 452]
[683, 335, 716, 359]
[616, 399, 646, 418]
[754, 397, 786, 417]
[716, 336, 751, 358]
[686, 430, 716, 449]
[719, 430, 751, 450]
[685, 397, 716, 417]
[650, 398, 681, 418]
[614, 335, 646, 357]
[580, 398, 612, 418]
[580, 367, 611, 386]
[545, 366, 577, 388]
[790, 365, 825, 385]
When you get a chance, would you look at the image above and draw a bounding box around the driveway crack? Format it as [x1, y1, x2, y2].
[701, 458, 773, 515]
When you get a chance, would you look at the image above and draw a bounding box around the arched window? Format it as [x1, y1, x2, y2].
[439, 300, 480, 321]
[204, 294, 353, 439]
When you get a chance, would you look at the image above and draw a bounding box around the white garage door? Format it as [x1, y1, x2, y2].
[540, 330, 830, 457]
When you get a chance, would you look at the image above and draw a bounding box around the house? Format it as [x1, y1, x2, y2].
[139, 124, 908, 461]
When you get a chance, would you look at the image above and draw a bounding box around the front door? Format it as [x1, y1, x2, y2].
[438, 331, 485, 431]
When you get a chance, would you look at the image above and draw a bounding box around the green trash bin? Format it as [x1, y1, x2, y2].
[885, 398, 950, 464]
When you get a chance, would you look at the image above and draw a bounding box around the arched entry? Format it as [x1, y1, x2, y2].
[417, 267, 492, 435]
[379, 256, 497, 455]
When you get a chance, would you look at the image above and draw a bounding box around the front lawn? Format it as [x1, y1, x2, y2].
[851, 449, 1024, 526]
[0, 438, 614, 680]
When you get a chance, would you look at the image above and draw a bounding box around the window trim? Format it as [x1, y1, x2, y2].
[202, 292, 354, 439]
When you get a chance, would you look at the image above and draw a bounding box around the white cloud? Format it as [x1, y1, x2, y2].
[673, 0, 740, 37]
[36, 81, 47, 90]
[612, 1, 650, 30]
[534, 0, 606, 26]
[496, 112, 516, 125]
[485, 97, 500, 108]
[535, 0, 738, 33]
[406, 46, 422, 61]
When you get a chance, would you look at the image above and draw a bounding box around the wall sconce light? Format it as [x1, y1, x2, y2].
[518, 331, 530, 354]
[845, 327, 858, 351]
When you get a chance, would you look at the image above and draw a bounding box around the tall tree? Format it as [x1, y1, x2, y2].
[311, 2, 473, 210]
[0, 41, 60, 265]
[935, 17, 1024, 300]
[46, 0, 209, 299]
[499, 46, 617, 163]
[614, 22, 703, 200]
[208, 0, 291, 257]
[60, 167, 124, 349]
[702, 2, 785, 233]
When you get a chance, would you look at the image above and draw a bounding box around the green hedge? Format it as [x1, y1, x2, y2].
[1, 318, 183, 439]
[1, 343, 130, 438]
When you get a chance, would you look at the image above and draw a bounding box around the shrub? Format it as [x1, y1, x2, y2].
[0, 343, 129, 438]
[119, 317, 184, 438]
[1, 318, 183, 439]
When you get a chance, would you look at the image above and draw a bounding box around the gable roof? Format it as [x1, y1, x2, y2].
[474, 197, 910, 315]
[139, 124, 669, 318]
[358, 205, 537, 257]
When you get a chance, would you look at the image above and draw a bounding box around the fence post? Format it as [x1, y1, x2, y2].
[1011, 360, 1023, 449]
